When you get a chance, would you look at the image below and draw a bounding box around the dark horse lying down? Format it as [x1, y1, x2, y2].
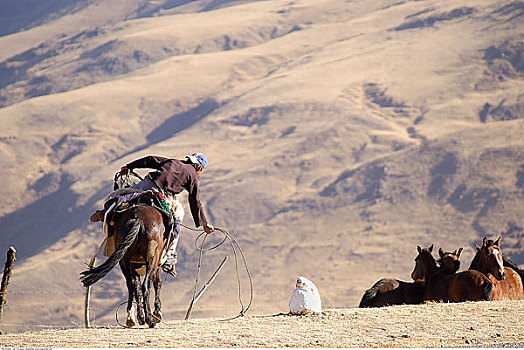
[359, 247, 463, 308]
[80, 205, 165, 328]
[359, 279, 423, 307]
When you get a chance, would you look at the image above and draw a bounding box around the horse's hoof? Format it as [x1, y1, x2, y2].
[148, 322, 158, 328]
[126, 317, 136, 328]
[153, 310, 163, 322]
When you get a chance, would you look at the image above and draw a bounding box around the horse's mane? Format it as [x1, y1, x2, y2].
[421, 248, 438, 268]
[469, 250, 480, 270]
[469, 239, 494, 270]
[502, 256, 521, 271]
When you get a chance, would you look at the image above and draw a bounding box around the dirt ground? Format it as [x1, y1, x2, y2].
[1, 300, 523, 348]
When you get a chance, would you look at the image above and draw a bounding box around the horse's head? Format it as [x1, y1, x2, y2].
[411, 244, 436, 284]
[476, 236, 506, 280]
[437, 247, 462, 274]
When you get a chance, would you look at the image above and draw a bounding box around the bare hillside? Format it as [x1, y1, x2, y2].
[0, 0, 523, 333]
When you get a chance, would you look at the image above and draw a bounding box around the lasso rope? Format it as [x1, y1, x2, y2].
[182, 224, 254, 321]
[112, 225, 253, 327]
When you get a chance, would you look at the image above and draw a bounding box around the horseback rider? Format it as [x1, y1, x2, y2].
[90, 152, 214, 275]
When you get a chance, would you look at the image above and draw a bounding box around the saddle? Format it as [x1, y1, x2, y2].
[107, 190, 173, 233]
[102, 189, 181, 260]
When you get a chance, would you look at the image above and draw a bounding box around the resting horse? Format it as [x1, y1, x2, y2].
[359, 247, 462, 308]
[437, 247, 463, 274]
[470, 236, 524, 292]
[80, 205, 165, 328]
[469, 236, 524, 300]
[502, 257, 524, 288]
[359, 278, 423, 307]
[411, 245, 492, 302]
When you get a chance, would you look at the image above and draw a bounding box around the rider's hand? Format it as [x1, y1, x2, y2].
[203, 224, 215, 234]
[120, 166, 129, 175]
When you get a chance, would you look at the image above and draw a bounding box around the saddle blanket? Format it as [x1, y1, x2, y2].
[101, 189, 184, 261]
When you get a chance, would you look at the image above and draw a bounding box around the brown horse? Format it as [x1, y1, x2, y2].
[80, 205, 165, 328]
[359, 247, 463, 308]
[469, 237, 524, 300]
[437, 247, 463, 274]
[359, 278, 423, 307]
[411, 245, 492, 302]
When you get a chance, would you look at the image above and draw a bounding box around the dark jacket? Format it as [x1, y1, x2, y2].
[126, 155, 208, 228]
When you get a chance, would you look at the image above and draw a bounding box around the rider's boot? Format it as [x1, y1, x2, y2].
[161, 245, 177, 277]
[161, 221, 180, 276]
[89, 210, 105, 222]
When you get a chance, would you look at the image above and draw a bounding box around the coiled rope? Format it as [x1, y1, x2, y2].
[114, 225, 253, 327]
[182, 224, 253, 321]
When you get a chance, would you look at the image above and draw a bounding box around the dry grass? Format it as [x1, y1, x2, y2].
[1, 300, 523, 348]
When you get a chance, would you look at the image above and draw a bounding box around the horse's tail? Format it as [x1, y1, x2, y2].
[359, 286, 379, 308]
[80, 219, 141, 287]
[480, 280, 493, 301]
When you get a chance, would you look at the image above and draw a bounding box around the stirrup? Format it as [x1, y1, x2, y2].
[162, 263, 177, 277]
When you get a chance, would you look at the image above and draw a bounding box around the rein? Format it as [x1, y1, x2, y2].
[113, 171, 143, 190]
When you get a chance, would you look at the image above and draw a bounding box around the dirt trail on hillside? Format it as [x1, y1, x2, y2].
[1, 301, 523, 348]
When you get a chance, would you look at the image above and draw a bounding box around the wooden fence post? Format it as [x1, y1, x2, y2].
[0, 246, 17, 330]
[84, 237, 107, 328]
